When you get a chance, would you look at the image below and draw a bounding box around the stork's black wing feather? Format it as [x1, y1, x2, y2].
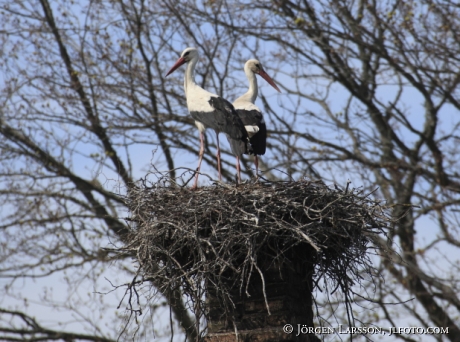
[249, 122, 266, 155]
[234, 109, 263, 126]
[189, 97, 248, 141]
[227, 133, 253, 157]
[234, 109, 266, 155]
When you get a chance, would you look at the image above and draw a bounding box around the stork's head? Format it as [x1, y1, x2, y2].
[245, 59, 281, 93]
[166, 47, 198, 76]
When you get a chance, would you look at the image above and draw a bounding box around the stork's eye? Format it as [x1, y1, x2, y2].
[183, 51, 190, 57]
[255, 63, 260, 68]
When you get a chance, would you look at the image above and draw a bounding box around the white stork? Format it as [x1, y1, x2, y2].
[166, 47, 249, 189]
[227, 59, 281, 182]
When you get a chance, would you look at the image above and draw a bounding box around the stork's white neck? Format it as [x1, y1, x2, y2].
[234, 67, 258, 105]
[184, 56, 198, 95]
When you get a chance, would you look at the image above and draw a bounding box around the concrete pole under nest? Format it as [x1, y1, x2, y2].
[205, 253, 318, 342]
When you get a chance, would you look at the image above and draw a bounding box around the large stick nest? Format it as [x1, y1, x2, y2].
[120, 175, 390, 333]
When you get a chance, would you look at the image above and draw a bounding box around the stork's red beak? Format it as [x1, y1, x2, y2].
[166, 57, 186, 77]
[259, 69, 281, 93]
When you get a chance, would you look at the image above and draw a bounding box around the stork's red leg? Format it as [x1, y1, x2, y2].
[192, 131, 205, 189]
[215, 131, 222, 181]
[254, 155, 259, 180]
[236, 156, 241, 184]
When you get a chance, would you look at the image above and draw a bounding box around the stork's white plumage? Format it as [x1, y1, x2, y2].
[227, 59, 281, 181]
[166, 47, 249, 189]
